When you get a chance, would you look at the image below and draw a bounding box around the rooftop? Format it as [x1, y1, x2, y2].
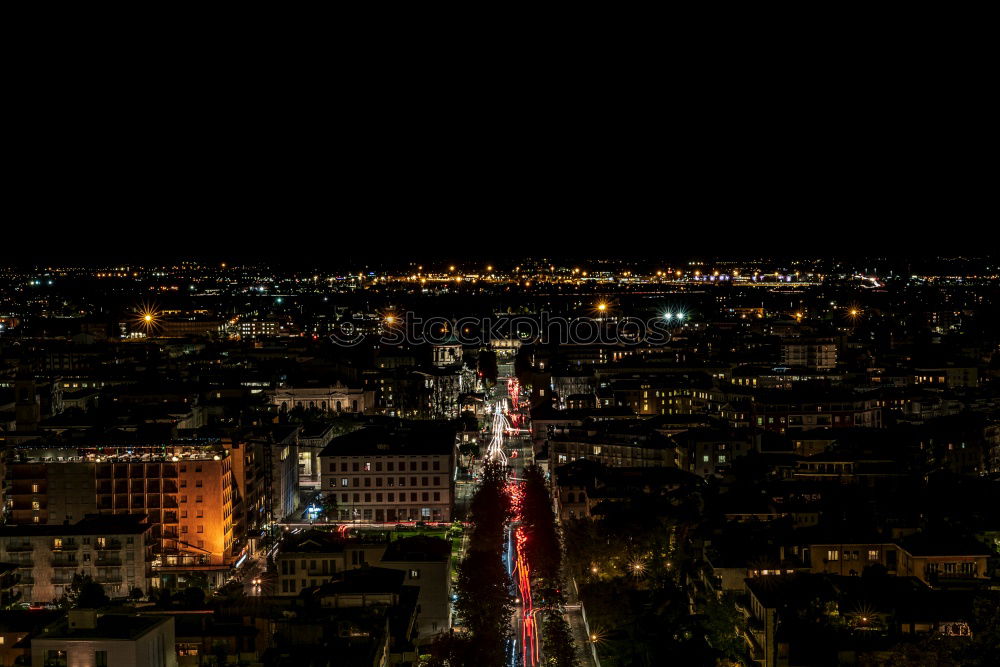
[319, 420, 456, 457]
[0, 514, 150, 538]
[381, 536, 450, 563]
[38, 613, 171, 641]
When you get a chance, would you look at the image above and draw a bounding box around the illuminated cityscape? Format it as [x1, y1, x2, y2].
[0, 254, 998, 667]
[7, 14, 996, 662]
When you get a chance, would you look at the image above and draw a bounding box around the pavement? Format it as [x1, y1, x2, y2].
[564, 579, 601, 667]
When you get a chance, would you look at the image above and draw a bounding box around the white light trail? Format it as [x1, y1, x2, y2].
[486, 399, 509, 465]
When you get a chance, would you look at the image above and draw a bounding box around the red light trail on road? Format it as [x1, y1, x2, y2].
[508, 481, 539, 666]
[508, 378, 521, 410]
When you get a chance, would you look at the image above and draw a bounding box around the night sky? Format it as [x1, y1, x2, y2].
[5, 49, 987, 265]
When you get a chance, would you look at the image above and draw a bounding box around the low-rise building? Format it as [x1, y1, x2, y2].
[274, 530, 385, 595]
[783, 534, 991, 587]
[378, 536, 451, 637]
[271, 382, 370, 415]
[31, 609, 176, 667]
[273, 530, 449, 639]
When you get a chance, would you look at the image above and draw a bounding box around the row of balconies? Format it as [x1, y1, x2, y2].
[97, 480, 181, 493]
[96, 494, 181, 509]
[51, 556, 124, 568]
[96, 464, 179, 478]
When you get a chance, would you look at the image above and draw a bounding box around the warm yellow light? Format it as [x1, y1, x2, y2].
[597, 303, 607, 312]
[449, 265, 456, 272]
[486, 265, 493, 272]
[849, 309, 859, 316]
[144, 314, 153, 323]
[385, 316, 395, 324]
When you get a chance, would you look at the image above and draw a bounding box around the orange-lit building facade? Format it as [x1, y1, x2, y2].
[5, 440, 237, 580]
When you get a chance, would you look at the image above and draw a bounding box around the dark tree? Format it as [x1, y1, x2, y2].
[179, 585, 206, 608]
[419, 633, 476, 665]
[519, 465, 579, 666]
[455, 549, 513, 666]
[319, 492, 338, 519]
[61, 573, 109, 609]
[453, 460, 512, 667]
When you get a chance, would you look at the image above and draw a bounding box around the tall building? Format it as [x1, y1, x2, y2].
[5, 438, 237, 586]
[781, 337, 837, 370]
[14, 369, 41, 432]
[248, 425, 300, 525]
[412, 368, 462, 419]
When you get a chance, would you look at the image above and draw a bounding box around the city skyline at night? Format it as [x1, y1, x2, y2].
[1, 251, 999, 666]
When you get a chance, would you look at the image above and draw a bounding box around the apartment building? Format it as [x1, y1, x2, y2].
[784, 535, 990, 587]
[5, 439, 236, 577]
[319, 421, 456, 523]
[781, 337, 837, 370]
[274, 530, 451, 637]
[0, 515, 152, 604]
